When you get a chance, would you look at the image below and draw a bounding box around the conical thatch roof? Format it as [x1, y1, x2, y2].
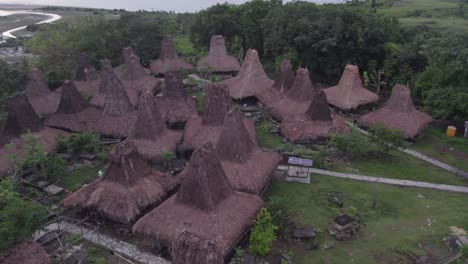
[267, 68, 317, 121]
[63, 140, 180, 224]
[217, 109, 281, 194]
[256, 59, 294, 106]
[118, 47, 160, 94]
[324, 64, 379, 111]
[358, 84, 432, 138]
[221, 49, 274, 99]
[281, 90, 349, 142]
[24, 68, 60, 117]
[0, 240, 50, 264]
[1, 94, 68, 176]
[91, 59, 139, 108]
[129, 92, 182, 162]
[182, 84, 256, 151]
[155, 71, 198, 125]
[132, 142, 264, 259]
[150, 39, 193, 75]
[73, 52, 101, 98]
[197, 35, 241, 73]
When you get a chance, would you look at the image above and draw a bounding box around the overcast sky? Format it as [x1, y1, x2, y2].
[0, 0, 344, 12]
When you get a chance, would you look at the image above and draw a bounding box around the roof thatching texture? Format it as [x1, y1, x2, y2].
[1, 94, 67, 176]
[267, 68, 317, 121]
[129, 92, 182, 162]
[256, 59, 294, 106]
[358, 84, 432, 138]
[150, 39, 193, 75]
[155, 71, 198, 124]
[24, 68, 60, 117]
[0, 240, 50, 264]
[281, 90, 349, 142]
[182, 84, 255, 151]
[221, 49, 273, 99]
[118, 47, 160, 94]
[73, 52, 101, 98]
[323, 64, 379, 111]
[217, 109, 281, 194]
[45, 81, 102, 133]
[132, 142, 264, 259]
[63, 140, 180, 224]
[91, 59, 139, 108]
[197, 35, 240, 73]
[171, 233, 224, 264]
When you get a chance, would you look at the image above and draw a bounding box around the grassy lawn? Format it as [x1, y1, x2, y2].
[59, 163, 105, 192]
[409, 126, 468, 172]
[265, 175, 468, 264]
[256, 120, 288, 151]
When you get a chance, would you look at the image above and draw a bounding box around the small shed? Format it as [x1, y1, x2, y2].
[286, 156, 313, 184]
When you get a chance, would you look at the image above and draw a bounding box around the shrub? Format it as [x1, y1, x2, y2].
[249, 208, 278, 257]
[267, 196, 288, 235]
[329, 129, 374, 159]
[368, 124, 404, 154]
[289, 145, 331, 169]
[56, 132, 101, 155]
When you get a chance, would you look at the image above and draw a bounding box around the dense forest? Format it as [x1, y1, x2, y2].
[1, 0, 467, 123]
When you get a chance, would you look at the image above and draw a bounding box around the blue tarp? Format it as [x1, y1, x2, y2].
[288, 156, 313, 167]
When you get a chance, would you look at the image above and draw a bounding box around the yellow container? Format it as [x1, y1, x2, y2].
[446, 126, 457, 137]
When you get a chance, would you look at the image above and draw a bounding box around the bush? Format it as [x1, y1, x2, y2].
[266, 196, 288, 235]
[368, 124, 404, 154]
[249, 208, 277, 257]
[330, 129, 374, 159]
[289, 145, 331, 169]
[56, 132, 101, 155]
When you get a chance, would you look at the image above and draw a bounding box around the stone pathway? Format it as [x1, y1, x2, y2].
[309, 168, 468, 194]
[345, 121, 468, 178]
[34, 221, 169, 264]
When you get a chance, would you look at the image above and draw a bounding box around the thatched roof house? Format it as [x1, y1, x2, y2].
[63, 140, 180, 224]
[267, 68, 317, 122]
[0, 240, 50, 264]
[281, 90, 349, 142]
[0, 94, 67, 176]
[45, 81, 101, 133]
[24, 68, 60, 117]
[73, 52, 101, 98]
[358, 84, 432, 138]
[129, 92, 182, 163]
[117, 47, 160, 94]
[182, 84, 255, 151]
[197, 35, 240, 73]
[256, 59, 294, 106]
[90, 59, 139, 108]
[150, 39, 193, 75]
[221, 49, 273, 100]
[155, 71, 198, 125]
[132, 142, 264, 262]
[217, 109, 281, 195]
[323, 65, 379, 111]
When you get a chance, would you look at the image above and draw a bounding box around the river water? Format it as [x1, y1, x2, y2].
[0, 10, 62, 39]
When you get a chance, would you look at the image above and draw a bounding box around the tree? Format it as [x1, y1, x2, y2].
[368, 124, 405, 154]
[330, 129, 374, 159]
[249, 208, 277, 257]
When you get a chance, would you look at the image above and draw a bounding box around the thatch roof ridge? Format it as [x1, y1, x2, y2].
[217, 108, 254, 162]
[305, 90, 332, 121]
[273, 60, 294, 92]
[74, 52, 99, 82]
[164, 71, 185, 98]
[286, 68, 316, 101]
[196, 35, 241, 73]
[57, 81, 88, 114]
[385, 84, 417, 112]
[132, 93, 167, 140]
[24, 68, 51, 97]
[121, 47, 148, 81]
[103, 72, 133, 116]
[150, 39, 193, 75]
[202, 84, 230, 125]
[176, 143, 234, 212]
[1, 94, 43, 139]
[98, 59, 113, 94]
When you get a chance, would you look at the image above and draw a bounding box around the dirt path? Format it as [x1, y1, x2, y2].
[309, 168, 468, 194]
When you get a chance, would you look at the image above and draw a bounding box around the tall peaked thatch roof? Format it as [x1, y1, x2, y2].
[197, 35, 241, 73]
[182, 84, 256, 151]
[132, 142, 264, 259]
[281, 90, 349, 142]
[23, 68, 60, 118]
[103, 74, 133, 116]
[63, 140, 180, 224]
[358, 84, 432, 138]
[57, 81, 88, 114]
[256, 60, 294, 106]
[155, 71, 198, 124]
[0, 240, 50, 264]
[118, 47, 160, 94]
[24, 68, 52, 97]
[73, 52, 101, 97]
[150, 39, 193, 75]
[324, 64, 379, 111]
[267, 68, 318, 121]
[217, 109, 281, 194]
[221, 49, 274, 99]
[129, 92, 182, 162]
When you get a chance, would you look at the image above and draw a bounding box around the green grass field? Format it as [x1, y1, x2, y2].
[265, 175, 468, 264]
[59, 163, 105, 191]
